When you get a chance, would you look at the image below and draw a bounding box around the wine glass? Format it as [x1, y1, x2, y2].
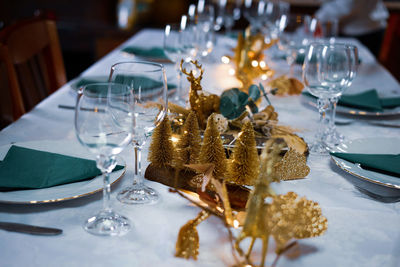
[278, 14, 317, 76]
[262, 1, 289, 41]
[195, 1, 216, 59]
[75, 83, 134, 236]
[164, 23, 185, 104]
[325, 44, 359, 147]
[243, 0, 266, 33]
[109, 61, 168, 204]
[302, 43, 352, 155]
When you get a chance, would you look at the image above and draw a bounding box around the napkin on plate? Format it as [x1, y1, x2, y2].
[331, 152, 400, 177]
[121, 46, 169, 60]
[72, 75, 176, 91]
[0, 146, 124, 191]
[302, 89, 400, 112]
[338, 89, 383, 111]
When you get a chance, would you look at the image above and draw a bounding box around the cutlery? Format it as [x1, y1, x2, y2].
[335, 118, 400, 128]
[58, 104, 105, 113]
[0, 221, 63, 236]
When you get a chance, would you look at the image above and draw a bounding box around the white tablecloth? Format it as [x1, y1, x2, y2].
[0, 29, 399, 267]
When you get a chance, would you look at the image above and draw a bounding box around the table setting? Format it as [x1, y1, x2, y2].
[1, 1, 400, 266]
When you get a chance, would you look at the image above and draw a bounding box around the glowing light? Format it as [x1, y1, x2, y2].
[228, 68, 236, 76]
[221, 56, 230, 64]
[259, 61, 266, 68]
[233, 220, 240, 228]
[251, 60, 258, 67]
[170, 136, 179, 144]
[261, 74, 268, 80]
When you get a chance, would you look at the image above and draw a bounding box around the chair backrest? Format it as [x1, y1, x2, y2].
[0, 17, 66, 122]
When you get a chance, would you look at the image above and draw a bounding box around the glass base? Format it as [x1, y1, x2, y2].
[325, 128, 345, 148]
[117, 185, 159, 204]
[83, 210, 131, 236]
[309, 140, 330, 156]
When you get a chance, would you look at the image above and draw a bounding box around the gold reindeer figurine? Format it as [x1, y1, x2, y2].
[180, 59, 220, 129]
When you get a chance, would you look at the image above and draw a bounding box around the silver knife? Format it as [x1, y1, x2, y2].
[0, 221, 62, 236]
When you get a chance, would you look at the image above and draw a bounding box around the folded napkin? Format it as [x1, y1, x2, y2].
[338, 89, 383, 111]
[72, 75, 176, 91]
[302, 89, 400, 112]
[0, 146, 124, 191]
[331, 152, 400, 178]
[121, 46, 168, 60]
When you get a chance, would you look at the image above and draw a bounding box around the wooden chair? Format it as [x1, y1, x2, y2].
[0, 17, 66, 123]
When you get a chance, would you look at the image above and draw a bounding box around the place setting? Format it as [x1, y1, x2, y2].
[1, 1, 400, 267]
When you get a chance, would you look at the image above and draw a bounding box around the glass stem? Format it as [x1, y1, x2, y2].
[96, 155, 116, 213]
[316, 98, 329, 142]
[102, 171, 112, 212]
[133, 145, 143, 187]
[328, 97, 338, 132]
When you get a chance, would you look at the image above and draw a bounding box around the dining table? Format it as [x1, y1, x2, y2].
[0, 28, 399, 267]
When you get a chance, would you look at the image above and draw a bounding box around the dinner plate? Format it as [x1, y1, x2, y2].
[302, 92, 400, 117]
[0, 140, 126, 204]
[331, 137, 400, 201]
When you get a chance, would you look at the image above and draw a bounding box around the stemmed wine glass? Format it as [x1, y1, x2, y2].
[75, 83, 134, 236]
[243, 0, 266, 33]
[109, 61, 168, 204]
[164, 18, 194, 104]
[325, 44, 359, 147]
[195, 1, 216, 59]
[303, 43, 352, 155]
[278, 14, 317, 76]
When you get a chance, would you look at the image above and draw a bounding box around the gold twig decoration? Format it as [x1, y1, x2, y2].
[175, 210, 210, 260]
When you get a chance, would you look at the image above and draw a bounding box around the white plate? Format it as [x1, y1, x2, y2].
[331, 137, 400, 200]
[302, 92, 400, 117]
[0, 140, 126, 204]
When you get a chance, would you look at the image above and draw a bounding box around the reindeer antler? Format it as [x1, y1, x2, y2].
[180, 59, 204, 81]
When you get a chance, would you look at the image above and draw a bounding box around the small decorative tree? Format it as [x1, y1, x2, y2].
[227, 121, 259, 185]
[148, 117, 175, 168]
[175, 111, 202, 169]
[199, 114, 227, 179]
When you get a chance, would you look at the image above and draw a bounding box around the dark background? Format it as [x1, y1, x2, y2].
[1, 0, 399, 82]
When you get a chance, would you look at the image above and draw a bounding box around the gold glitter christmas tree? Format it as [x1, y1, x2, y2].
[199, 114, 227, 180]
[227, 121, 260, 186]
[175, 111, 202, 169]
[147, 117, 175, 168]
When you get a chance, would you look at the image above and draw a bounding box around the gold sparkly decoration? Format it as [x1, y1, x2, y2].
[266, 191, 328, 253]
[274, 149, 310, 180]
[235, 139, 284, 266]
[232, 29, 275, 90]
[147, 117, 175, 168]
[181, 60, 220, 129]
[175, 111, 202, 169]
[175, 210, 210, 260]
[185, 163, 215, 192]
[199, 114, 227, 180]
[272, 133, 309, 155]
[227, 121, 260, 186]
[268, 75, 304, 96]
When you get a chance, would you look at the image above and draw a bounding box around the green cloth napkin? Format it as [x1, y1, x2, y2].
[72, 75, 176, 91]
[302, 89, 400, 112]
[0, 146, 124, 191]
[339, 89, 383, 111]
[121, 46, 168, 60]
[331, 152, 400, 177]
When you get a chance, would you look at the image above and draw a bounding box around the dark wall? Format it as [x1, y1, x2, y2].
[0, 0, 191, 80]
